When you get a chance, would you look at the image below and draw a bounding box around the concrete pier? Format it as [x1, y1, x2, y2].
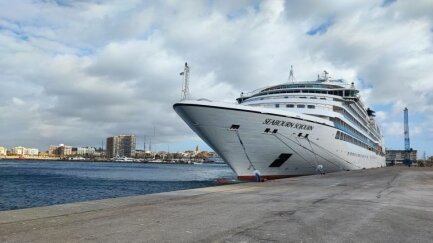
[1, 167, 433, 242]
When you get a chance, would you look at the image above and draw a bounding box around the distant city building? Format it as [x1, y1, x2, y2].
[77, 147, 96, 156]
[48, 144, 72, 157]
[386, 149, 417, 165]
[26, 148, 39, 156]
[60, 145, 72, 156]
[48, 145, 58, 155]
[106, 135, 136, 158]
[11, 146, 25, 155]
[134, 149, 148, 158]
[10, 146, 39, 156]
[0, 146, 6, 156]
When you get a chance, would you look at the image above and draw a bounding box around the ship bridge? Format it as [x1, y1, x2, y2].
[237, 80, 359, 104]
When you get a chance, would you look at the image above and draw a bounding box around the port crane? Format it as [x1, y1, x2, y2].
[403, 107, 412, 166]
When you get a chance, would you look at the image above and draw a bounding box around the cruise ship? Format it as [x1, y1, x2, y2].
[174, 64, 386, 180]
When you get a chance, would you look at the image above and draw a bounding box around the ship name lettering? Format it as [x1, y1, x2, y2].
[263, 118, 313, 131]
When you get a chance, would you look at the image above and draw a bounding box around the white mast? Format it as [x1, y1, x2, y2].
[180, 62, 190, 100]
[288, 65, 295, 83]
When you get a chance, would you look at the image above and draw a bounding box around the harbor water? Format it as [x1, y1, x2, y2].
[0, 160, 236, 211]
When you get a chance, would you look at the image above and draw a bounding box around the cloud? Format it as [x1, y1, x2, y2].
[0, 0, 432, 154]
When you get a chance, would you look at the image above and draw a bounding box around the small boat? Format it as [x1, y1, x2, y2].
[148, 159, 163, 163]
[113, 156, 135, 162]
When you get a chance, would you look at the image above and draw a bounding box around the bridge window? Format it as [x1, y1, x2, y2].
[307, 105, 315, 109]
[275, 104, 280, 108]
[297, 104, 305, 108]
[286, 104, 294, 108]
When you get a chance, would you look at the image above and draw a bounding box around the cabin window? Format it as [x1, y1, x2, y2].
[307, 105, 315, 109]
[300, 97, 307, 99]
[286, 104, 294, 108]
[297, 104, 305, 108]
[320, 97, 326, 100]
[275, 104, 280, 108]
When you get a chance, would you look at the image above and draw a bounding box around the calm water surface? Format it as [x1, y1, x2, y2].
[0, 160, 236, 211]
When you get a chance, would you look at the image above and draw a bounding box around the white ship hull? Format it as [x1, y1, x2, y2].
[174, 100, 386, 180]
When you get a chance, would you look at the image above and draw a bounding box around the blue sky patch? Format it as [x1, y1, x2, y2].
[356, 77, 374, 89]
[227, 9, 247, 21]
[382, 0, 397, 7]
[307, 19, 333, 36]
[0, 23, 29, 41]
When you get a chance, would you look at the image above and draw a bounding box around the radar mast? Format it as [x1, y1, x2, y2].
[180, 62, 190, 100]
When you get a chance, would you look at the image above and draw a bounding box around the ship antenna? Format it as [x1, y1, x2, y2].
[288, 65, 295, 83]
[180, 62, 190, 100]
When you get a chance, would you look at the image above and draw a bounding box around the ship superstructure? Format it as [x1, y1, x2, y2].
[174, 68, 386, 180]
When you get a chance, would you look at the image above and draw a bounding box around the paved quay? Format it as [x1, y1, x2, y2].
[1, 167, 433, 242]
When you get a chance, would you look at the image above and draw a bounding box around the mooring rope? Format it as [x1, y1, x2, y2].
[306, 137, 319, 167]
[234, 130, 256, 170]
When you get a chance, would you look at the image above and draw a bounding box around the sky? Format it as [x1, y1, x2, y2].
[0, 0, 432, 157]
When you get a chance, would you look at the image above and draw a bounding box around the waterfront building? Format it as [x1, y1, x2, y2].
[0, 146, 6, 156]
[59, 145, 72, 156]
[10, 146, 39, 156]
[11, 146, 25, 156]
[134, 149, 148, 159]
[77, 147, 96, 156]
[48, 144, 72, 157]
[48, 145, 58, 156]
[386, 149, 417, 165]
[106, 135, 136, 158]
[26, 148, 39, 156]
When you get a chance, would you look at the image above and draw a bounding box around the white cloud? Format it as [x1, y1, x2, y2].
[0, 0, 432, 153]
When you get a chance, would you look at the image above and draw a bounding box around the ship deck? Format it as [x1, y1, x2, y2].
[1, 166, 433, 242]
